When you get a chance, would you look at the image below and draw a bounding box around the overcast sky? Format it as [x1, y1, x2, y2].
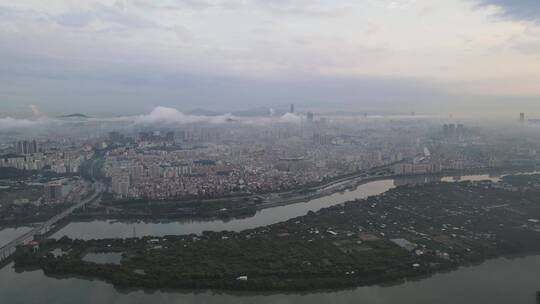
[1, 0, 539, 115]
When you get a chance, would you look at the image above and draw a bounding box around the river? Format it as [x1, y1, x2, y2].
[1, 173, 539, 303]
[2, 255, 540, 304]
[50, 173, 504, 240]
[0, 226, 32, 247]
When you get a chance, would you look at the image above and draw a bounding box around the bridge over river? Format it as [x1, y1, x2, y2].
[0, 183, 104, 263]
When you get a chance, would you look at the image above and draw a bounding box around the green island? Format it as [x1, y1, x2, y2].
[14, 174, 540, 291]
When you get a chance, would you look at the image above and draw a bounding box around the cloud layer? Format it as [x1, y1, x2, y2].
[0, 117, 40, 129]
[476, 0, 540, 23]
[0, 106, 305, 131]
[135, 106, 303, 126]
[0, 0, 539, 115]
[135, 106, 236, 125]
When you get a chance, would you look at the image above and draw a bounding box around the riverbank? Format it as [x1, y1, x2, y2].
[15, 174, 540, 291]
[5, 250, 540, 303]
[72, 166, 537, 224]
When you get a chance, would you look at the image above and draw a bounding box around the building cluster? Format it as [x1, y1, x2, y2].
[1, 141, 94, 173]
[5, 116, 537, 203]
[43, 182, 63, 203]
[442, 124, 465, 140]
[102, 135, 409, 200]
[15, 140, 40, 155]
[100, 119, 458, 200]
[393, 161, 442, 175]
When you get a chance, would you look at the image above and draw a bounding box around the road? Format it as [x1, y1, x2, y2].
[0, 182, 104, 263]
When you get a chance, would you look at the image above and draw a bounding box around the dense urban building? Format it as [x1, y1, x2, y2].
[43, 182, 62, 203]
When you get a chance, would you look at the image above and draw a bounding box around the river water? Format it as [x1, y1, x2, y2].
[0, 226, 32, 247]
[2, 173, 539, 304]
[48, 173, 503, 240]
[51, 179, 396, 240]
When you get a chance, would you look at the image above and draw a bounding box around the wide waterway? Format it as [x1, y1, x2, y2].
[2, 172, 540, 303]
[49, 174, 503, 240]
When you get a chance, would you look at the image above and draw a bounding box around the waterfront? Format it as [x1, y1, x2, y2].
[1, 173, 537, 303]
[0, 226, 32, 247]
[0, 173, 497, 243]
[50, 173, 502, 240]
[2, 253, 540, 303]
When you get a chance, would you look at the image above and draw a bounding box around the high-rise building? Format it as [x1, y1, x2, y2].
[443, 124, 464, 139]
[520, 113, 525, 123]
[290, 104, 294, 113]
[15, 140, 39, 155]
[165, 131, 175, 143]
[307, 112, 314, 123]
[456, 124, 464, 138]
[43, 182, 62, 203]
[30, 140, 38, 154]
[112, 175, 130, 197]
[15, 141, 24, 154]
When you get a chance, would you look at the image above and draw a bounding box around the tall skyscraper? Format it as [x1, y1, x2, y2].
[15, 140, 39, 155]
[290, 104, 294, 113]
[30, 140, 38, 154]
[520, 113, 525, 123]
[16, 141, 24, 154]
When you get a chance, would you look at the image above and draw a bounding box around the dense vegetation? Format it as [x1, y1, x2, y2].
[15, 175, 540, 291]
[82, 196, 258, 220]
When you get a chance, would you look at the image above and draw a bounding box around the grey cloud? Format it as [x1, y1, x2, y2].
[0, 3, 159, 30]
[54, 3, 160, 30]
[0, 50, 455, 116]
[0, 31, 468, 115]
[0, 117, 52, 130]
[513, 41, 540, 54]
[220, 0, 347, 17]
[56, 11, 95, 27]
[476, 0, 540, 23]
[132, 0, 214, 11]
[256, 1, 348, 17]
[0, 5, 17, 17]
[0, 44, 535, 118]
[0, 5, 49, 23]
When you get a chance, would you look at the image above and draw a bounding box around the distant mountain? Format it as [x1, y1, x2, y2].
[60, 113, 89, 118]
